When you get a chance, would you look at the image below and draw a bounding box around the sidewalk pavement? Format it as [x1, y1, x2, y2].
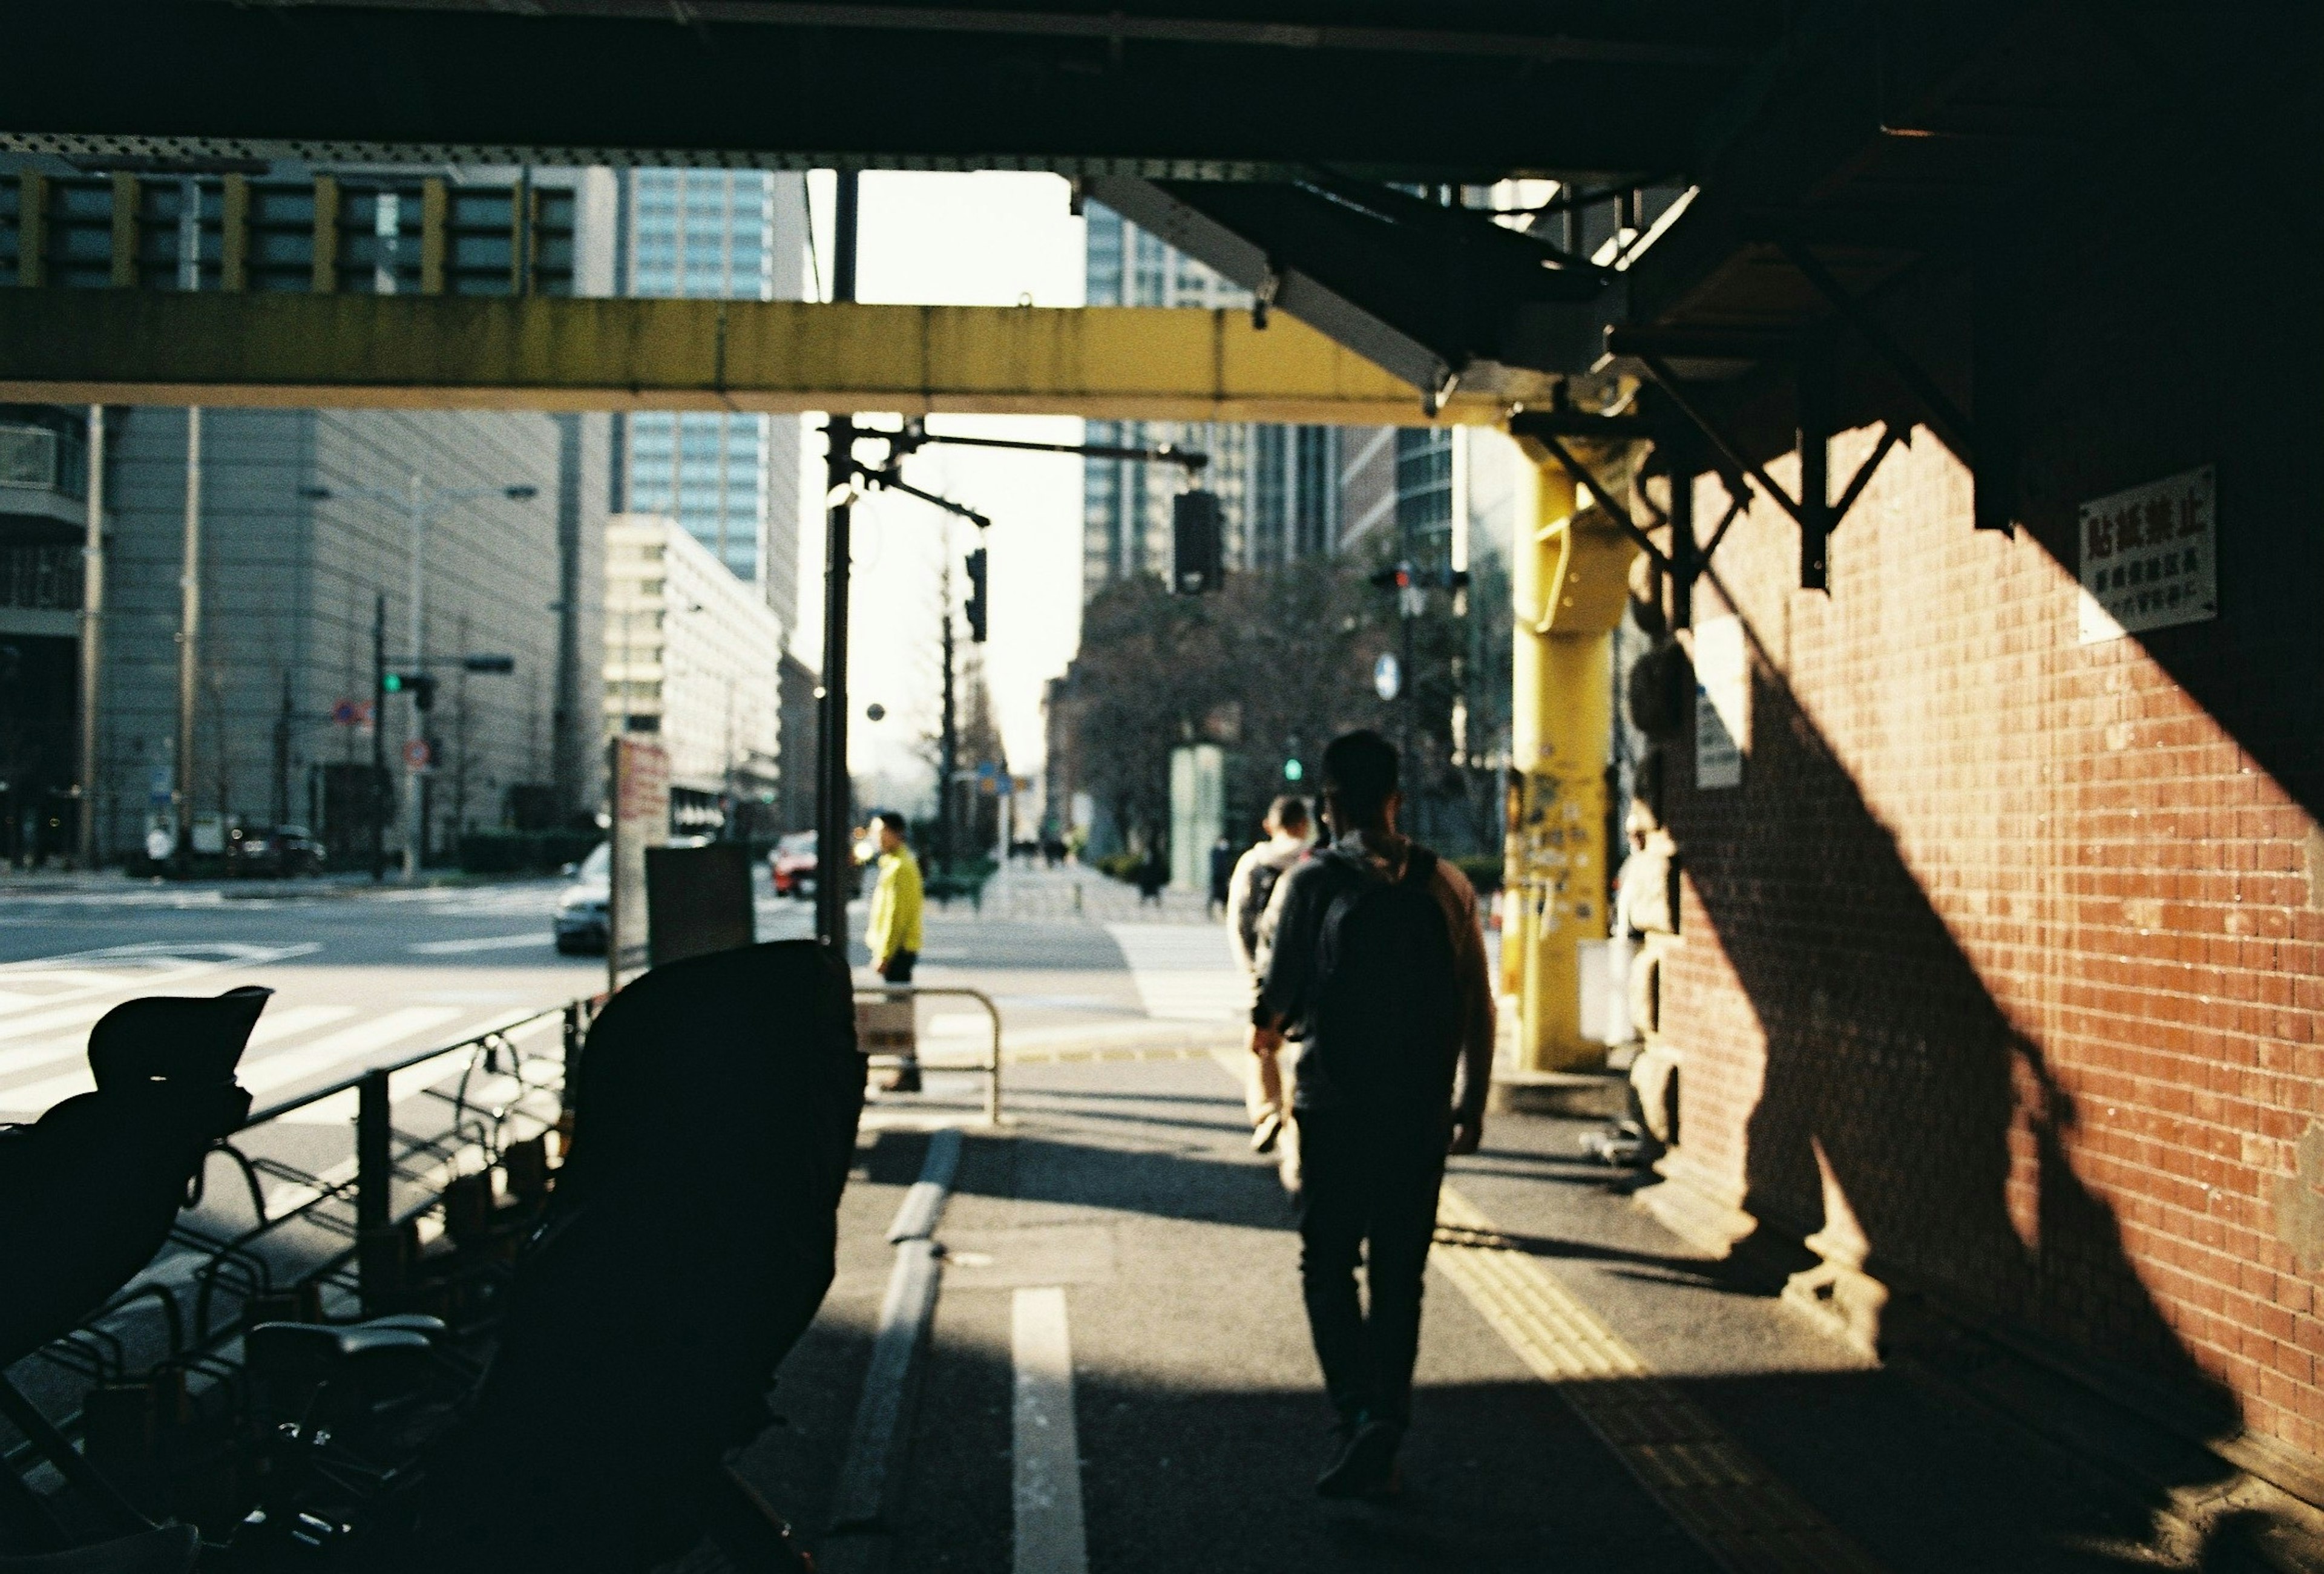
[720, 1041, 2324, 1574]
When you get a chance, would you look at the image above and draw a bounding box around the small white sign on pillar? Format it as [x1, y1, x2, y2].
[2077, 465, 2216, 643]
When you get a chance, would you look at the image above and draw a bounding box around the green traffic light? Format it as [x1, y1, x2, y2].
[382, 673, 404, 693]
[1283, 758, 1304, 781]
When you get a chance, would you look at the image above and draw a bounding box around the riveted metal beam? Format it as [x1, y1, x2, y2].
[0, 293, 1514, 426]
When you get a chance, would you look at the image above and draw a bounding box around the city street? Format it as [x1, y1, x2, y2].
[0, 863, 1246, 1121]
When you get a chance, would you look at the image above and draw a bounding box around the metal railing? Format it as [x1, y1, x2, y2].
[858, 984, 1003, 1124]
[2, 996, 591, 1481]
[0, 544, 83, 612]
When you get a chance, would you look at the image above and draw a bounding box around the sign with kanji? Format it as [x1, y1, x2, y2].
[2078, 466, 2216, 643]
[608, 736, 670, 988]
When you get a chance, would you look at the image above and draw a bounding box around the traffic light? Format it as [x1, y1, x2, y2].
[1172, 490, 1224, 594]
[386, 672, 439, 710]
[964, 547, 990, 643]
[1283, 758, 1304, 782]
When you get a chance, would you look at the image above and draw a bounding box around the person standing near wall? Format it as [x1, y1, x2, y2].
[1253, 730, 1494, 1501]
[861, 810, 925, 1093]
[1226, 795, 1312, 1159]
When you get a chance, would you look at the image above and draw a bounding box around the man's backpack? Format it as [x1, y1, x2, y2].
[1309, 846, 1460, 1122]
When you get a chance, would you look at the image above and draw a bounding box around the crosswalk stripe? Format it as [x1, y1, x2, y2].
[1103, 923, 1250, 1023]
[236, 1007, 467, 1098]
[0, 942, 321, 1047]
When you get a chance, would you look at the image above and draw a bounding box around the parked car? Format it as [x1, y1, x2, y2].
[228, 824, 326, 877]
[553, 843, 611, 953]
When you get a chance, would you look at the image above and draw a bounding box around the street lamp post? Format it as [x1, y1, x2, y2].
[301, 476, 538, 880]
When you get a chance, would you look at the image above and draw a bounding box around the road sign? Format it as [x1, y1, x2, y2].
[401, 738, 433, 771]
[1373, 651, 1402, 702]
[331, 698, 372, 727]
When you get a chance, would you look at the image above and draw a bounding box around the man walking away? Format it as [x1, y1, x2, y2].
[862, 811, 925, 1094]
[1225, 796, 1311, 1157]
[1253, 730, 1493, 1501]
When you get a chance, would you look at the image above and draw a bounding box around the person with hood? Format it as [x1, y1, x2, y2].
[1251, 730, 1494, 1501]
[1224, 794, 1313, 1158]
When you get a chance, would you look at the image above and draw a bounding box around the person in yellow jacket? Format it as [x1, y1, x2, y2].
[861, 810, 926, 1092]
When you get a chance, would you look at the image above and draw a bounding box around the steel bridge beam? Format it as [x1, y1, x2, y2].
[0, 293, 1517, 425]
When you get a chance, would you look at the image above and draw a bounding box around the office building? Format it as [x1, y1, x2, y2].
[1080, 202, 1350, 601]
[615, 170, 810, 633]
[91, 405, 600, 866]
[603, 515, 783, 828]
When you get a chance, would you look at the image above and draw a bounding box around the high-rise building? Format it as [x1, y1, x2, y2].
[1080, 203, 1349, 601]
[94, 407, 596, 867]
[614, 171, 809, 632]
[602, 516, 783, 830]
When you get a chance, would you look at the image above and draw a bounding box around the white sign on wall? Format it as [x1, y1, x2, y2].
[2078, 465, 2216, 643]
[1692, 614, 1747, 790]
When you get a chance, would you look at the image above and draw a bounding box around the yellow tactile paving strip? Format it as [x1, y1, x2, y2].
[1434, 1186, 1889, 1574]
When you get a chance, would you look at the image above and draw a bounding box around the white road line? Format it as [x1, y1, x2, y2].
[235, 1006, 465, 1097]
[406, 933, 551, 955]
[0, 942, 321, 1046]
[0, 989, 356, 1112]
[245, 1004, 357, 1046]
[1103, 923, 1250, 1023]
[1012, 1286, 1089, 1574]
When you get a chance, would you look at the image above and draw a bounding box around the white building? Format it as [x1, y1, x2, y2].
[603, 514, 783, 829]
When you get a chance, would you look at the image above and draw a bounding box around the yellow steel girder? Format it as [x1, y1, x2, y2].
[0, 292, 1513, 427]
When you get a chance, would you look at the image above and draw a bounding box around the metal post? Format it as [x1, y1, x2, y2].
[355, 1067, 395, 1309]
[272, 669, 292, 828]
[76, 405, 103, 868]
[815, 169, 861, 952]
[404, 476, 426, 880]
[371, 592, 387, 880]
[172, 408, 202, 871]
[939, 574, 958, 875]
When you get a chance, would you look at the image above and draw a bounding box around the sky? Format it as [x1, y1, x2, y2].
[789, 172, 1089, 812]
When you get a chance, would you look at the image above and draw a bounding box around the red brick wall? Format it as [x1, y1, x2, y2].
[1655, 405, 2323, 1459]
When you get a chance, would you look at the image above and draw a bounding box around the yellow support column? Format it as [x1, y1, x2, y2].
[1505, 440, 1638, 1073]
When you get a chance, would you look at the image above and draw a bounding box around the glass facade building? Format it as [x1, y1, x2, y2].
[618, 170, 806, 631]
[1081, 204, 1342, 602]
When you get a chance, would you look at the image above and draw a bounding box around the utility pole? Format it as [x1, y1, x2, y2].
[814, 169, 861, 951]
[76, 404, 103, 868]
[938, 554, 958, 876]
[404, 474, 427, 879]
[172, 407, 202, 872]
[371, 592, 387, 881]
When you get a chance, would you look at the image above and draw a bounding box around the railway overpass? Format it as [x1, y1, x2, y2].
[5, 0, 2322, 1526]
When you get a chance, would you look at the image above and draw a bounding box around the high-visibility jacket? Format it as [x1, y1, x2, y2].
[865, 846, 924, 963]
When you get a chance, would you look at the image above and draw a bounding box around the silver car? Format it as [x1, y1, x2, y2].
[553, 843, 611, 954]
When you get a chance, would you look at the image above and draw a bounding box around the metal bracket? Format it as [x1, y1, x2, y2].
[1636, 351, 1905, 594]
[1529, 430, 1671, 576]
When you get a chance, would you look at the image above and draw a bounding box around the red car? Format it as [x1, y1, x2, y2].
[769, 830, 819, 899]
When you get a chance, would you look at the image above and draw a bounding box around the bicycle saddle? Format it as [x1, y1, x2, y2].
[0, 988, 269, 1367]
[0, 1524, 198, 1573]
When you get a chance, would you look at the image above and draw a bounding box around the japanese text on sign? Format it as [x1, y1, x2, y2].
[2078, 466, 2215, 643]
